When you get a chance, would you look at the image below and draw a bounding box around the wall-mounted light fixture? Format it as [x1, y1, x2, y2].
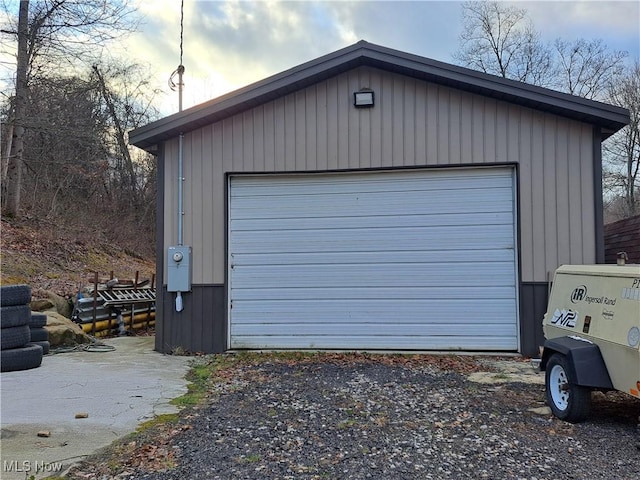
[354, 88, 374, 108]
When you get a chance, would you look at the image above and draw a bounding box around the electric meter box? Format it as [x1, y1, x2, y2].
[167, 245, 192, 292]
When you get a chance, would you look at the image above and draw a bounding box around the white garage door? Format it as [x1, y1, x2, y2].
[228, 167, 518, 351]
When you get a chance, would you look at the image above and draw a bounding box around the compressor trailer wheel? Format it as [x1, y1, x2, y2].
[545, 353, 591, 423]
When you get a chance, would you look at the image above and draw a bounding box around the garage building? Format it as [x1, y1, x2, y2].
[130, 41, 629, 356]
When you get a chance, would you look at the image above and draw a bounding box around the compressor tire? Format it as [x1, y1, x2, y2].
[0, 344, 43, 372]
[1, 324, 31, 350]
[29, 313, 48, 328]
[0, 284, 31, 307]
[29, 327, 49, 342]
[545, 353, 591, 423]
[0, 305, 31, 328]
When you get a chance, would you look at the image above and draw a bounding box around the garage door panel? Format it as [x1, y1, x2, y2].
[231, 225, 515, 253]
[232, 323, 517, 338]
[231, 185, 514, 207]
[231, 335, 518, 351]
[229, 168, 518, 351]
[231, 171, 511, 196]
[232, 300, 518, 324]
[232, 211, 514, 232]
[232, 199, 513, 220]
[231, 262, 516, 288]
[231, 286, 517, 301]
[231, 190, 514, 219]
[233, 249, 515, 266]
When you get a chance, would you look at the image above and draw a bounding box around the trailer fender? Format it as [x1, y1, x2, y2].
[540, 336, 614, 390]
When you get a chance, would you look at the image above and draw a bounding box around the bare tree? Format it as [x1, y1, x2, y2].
[553, 38, 627, 100]
[18, 74, 108, 217]
[454, 1, 627, 100]
[8, 64, 159, 254]
[2, 0, 28, 217]
[454, 1, 552, 85]
[604, 62, 640, 217]
[455, 1, 635, 220]
[93, 64, 137, 201]
[1, 0, 137, 217]
[89, 61, 160, 201]
[1, 0, 137, 79]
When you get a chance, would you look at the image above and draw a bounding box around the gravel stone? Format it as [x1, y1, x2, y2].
[116, 358, 640, 479]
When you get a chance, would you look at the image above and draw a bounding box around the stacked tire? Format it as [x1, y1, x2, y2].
[1, 285, 45, 372]
[29, 312, 50, 354]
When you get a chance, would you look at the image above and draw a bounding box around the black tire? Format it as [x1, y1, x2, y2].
[29, 327, 49, 342]
[1, 343, 43, 372]
[29, 312, 47, 328]
[31, 340, 50, 355]
[545, 353, 591, 423]
[0, 284, 31, 307]
[1, 324, 31, 350]
[0, 305, 31, 328]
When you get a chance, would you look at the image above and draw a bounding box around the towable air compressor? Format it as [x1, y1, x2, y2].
[539, 263, 640, 423]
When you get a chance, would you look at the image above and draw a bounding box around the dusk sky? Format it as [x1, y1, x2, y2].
[1, 1, 639, 117]
[117, 0, 640, 116]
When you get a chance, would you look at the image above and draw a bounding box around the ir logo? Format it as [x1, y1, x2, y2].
[571, 285, 587, 303]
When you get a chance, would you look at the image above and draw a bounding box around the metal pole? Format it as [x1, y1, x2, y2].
[92, 272, 98, 336]
[178, 133, 184, 246]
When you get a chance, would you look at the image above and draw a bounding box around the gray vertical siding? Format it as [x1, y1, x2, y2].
[158, 285, 225, 354]
[155, 144, 166, 354]
[162, 65, 596, 287]
[593, 127, 605, 263]
[519, 282, 550, 356]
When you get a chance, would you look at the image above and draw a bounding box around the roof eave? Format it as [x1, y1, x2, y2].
[130, 41, 630, 150]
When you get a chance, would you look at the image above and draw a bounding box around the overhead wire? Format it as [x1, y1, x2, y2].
[168, 0, 185, 92]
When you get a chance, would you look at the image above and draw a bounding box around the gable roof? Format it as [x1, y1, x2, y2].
[130, 40, 629, 150]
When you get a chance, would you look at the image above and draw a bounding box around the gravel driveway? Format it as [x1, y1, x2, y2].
[70, 354, 640, 480]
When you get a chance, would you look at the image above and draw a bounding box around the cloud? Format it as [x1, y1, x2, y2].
[118, 0, 639, 116]
[123, 0, 367, 113]
[136, 0, 467, 113]
[519, 1, 640, 53]
[184, 1, 356, 74]
[528, 0, 638, 32]
[330, 1, 463, 60]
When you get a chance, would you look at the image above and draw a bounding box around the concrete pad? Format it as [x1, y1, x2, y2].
[0, 337, 190, 480]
